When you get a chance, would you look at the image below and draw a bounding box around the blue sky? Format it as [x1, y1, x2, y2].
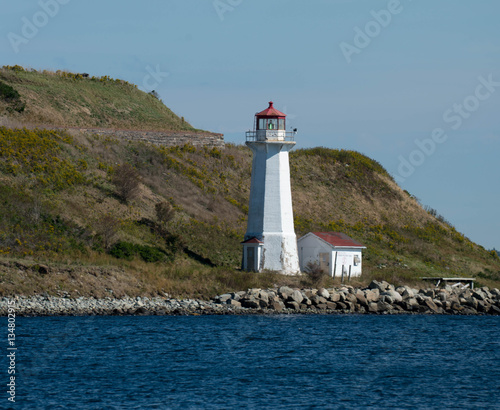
[1, 0, 499, 251]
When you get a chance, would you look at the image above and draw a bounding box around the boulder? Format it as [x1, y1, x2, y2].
[289, 290, 304, 304]
[385, 290, 402, 303]
[381, 295, 394, 305]
[309, 295, 321, 306]
[461, 307, 478, 315]
[270, 300, 285, 311]
[421, 289, 435, 298]
[218, 294, 232, 303]
[476, 300, 489, 313]
[318, 288, 330, 299]
[278, 286, 294, 299]
[258, 299, 269, 308]
[364, 289, 380, 303]
[304, 289, 315, 298]
[376, 301, 392, 312]
[489, 305, 500, 315]
[368, 280, 391, 292]
[344, 301, 356, 312]
[257, 291, 269, 304]
[286, 301, 300, 311]
[465, 297, 478, 310]
[450, 301, 463, 312]
[395, 286, 406, 295]
[326, 302, 337, 310]
[227, 299, 241, 308]
[472, 290, 487, 301]
[436, 291, 448, 302]
[367, 302, 378, 313]
[345, 293, 357, 304]
[424, 299, 440, 313]
[329, 292, 341, 302]
[355, 291, 368, 307]
[240, 298, 260, 309]
[134, 307, 149, 315]
[401, 288, 414, 300]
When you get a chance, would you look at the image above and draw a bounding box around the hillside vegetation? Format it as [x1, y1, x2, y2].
[0, 126, 499, 298]
[0, 65, 197, 132]
[0, 66, 498, 298]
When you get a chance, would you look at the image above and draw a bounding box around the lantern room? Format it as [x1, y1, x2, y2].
[246, 101, 295, 142]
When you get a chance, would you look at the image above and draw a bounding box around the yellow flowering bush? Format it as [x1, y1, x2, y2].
[0, 127, 85, 190]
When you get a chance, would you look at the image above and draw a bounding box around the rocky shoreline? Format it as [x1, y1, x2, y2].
[2, 280, 500, 317]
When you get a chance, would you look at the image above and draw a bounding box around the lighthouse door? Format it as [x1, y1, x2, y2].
[247, 247, 255, 271]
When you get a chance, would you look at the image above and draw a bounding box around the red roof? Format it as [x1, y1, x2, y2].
[241, 237, 263, 244]
[311, 232, 365, 248]
[256, 101, 286, 118]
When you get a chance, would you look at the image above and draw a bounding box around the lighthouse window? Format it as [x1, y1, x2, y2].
[278, 119, 285, 130]
[258, 119, 266, 130]
[267, 119, 277, 130]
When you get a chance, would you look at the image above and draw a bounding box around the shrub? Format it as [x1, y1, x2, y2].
[112, 163, 141, 203]
[95, 214, 119, 250]
[155, 201, 175, 226]
[136, 246, 165, 263]
[108, 241, 167, 263]
[0, 81, 20, 101]
[0, 127, 84, 189]
[304, 261, 326, 287]
[109, 241, 135, 260]
[0, 81, 25, 112]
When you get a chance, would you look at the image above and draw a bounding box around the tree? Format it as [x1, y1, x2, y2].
[155, 201, 175, 226]
[95, 214, 119, 250]
[112, 163, 141, 203]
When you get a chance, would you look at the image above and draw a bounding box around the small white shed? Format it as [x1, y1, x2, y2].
[298, 232, 366, 279]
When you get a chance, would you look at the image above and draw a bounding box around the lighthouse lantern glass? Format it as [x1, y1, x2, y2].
[257, 118, 286, 130]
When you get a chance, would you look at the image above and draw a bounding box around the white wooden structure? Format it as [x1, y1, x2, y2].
[298, 232, 366, 279]
[242, 102, 300, 275]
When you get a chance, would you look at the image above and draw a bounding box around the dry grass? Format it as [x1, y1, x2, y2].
[0, 66, 200, 132]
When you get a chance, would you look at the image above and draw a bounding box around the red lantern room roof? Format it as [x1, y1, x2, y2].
[256, 101, 286, 118]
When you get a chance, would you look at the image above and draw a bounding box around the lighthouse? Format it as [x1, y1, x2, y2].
[242, 101, 300, 275]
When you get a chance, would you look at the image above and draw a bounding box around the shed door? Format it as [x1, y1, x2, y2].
[319, 252, 329, 272]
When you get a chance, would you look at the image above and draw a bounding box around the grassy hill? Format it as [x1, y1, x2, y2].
[0, 67, 498, 298]
[0, 65, 197, 132]
[0, 126, 499, 298]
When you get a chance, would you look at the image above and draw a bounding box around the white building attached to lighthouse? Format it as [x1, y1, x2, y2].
[242, 101, 300, 275]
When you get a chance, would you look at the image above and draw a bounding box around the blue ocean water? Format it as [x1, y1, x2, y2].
[6, 314, 500, 409]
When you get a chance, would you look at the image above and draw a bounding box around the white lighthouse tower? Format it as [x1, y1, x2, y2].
[242, 101, 300, 275]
